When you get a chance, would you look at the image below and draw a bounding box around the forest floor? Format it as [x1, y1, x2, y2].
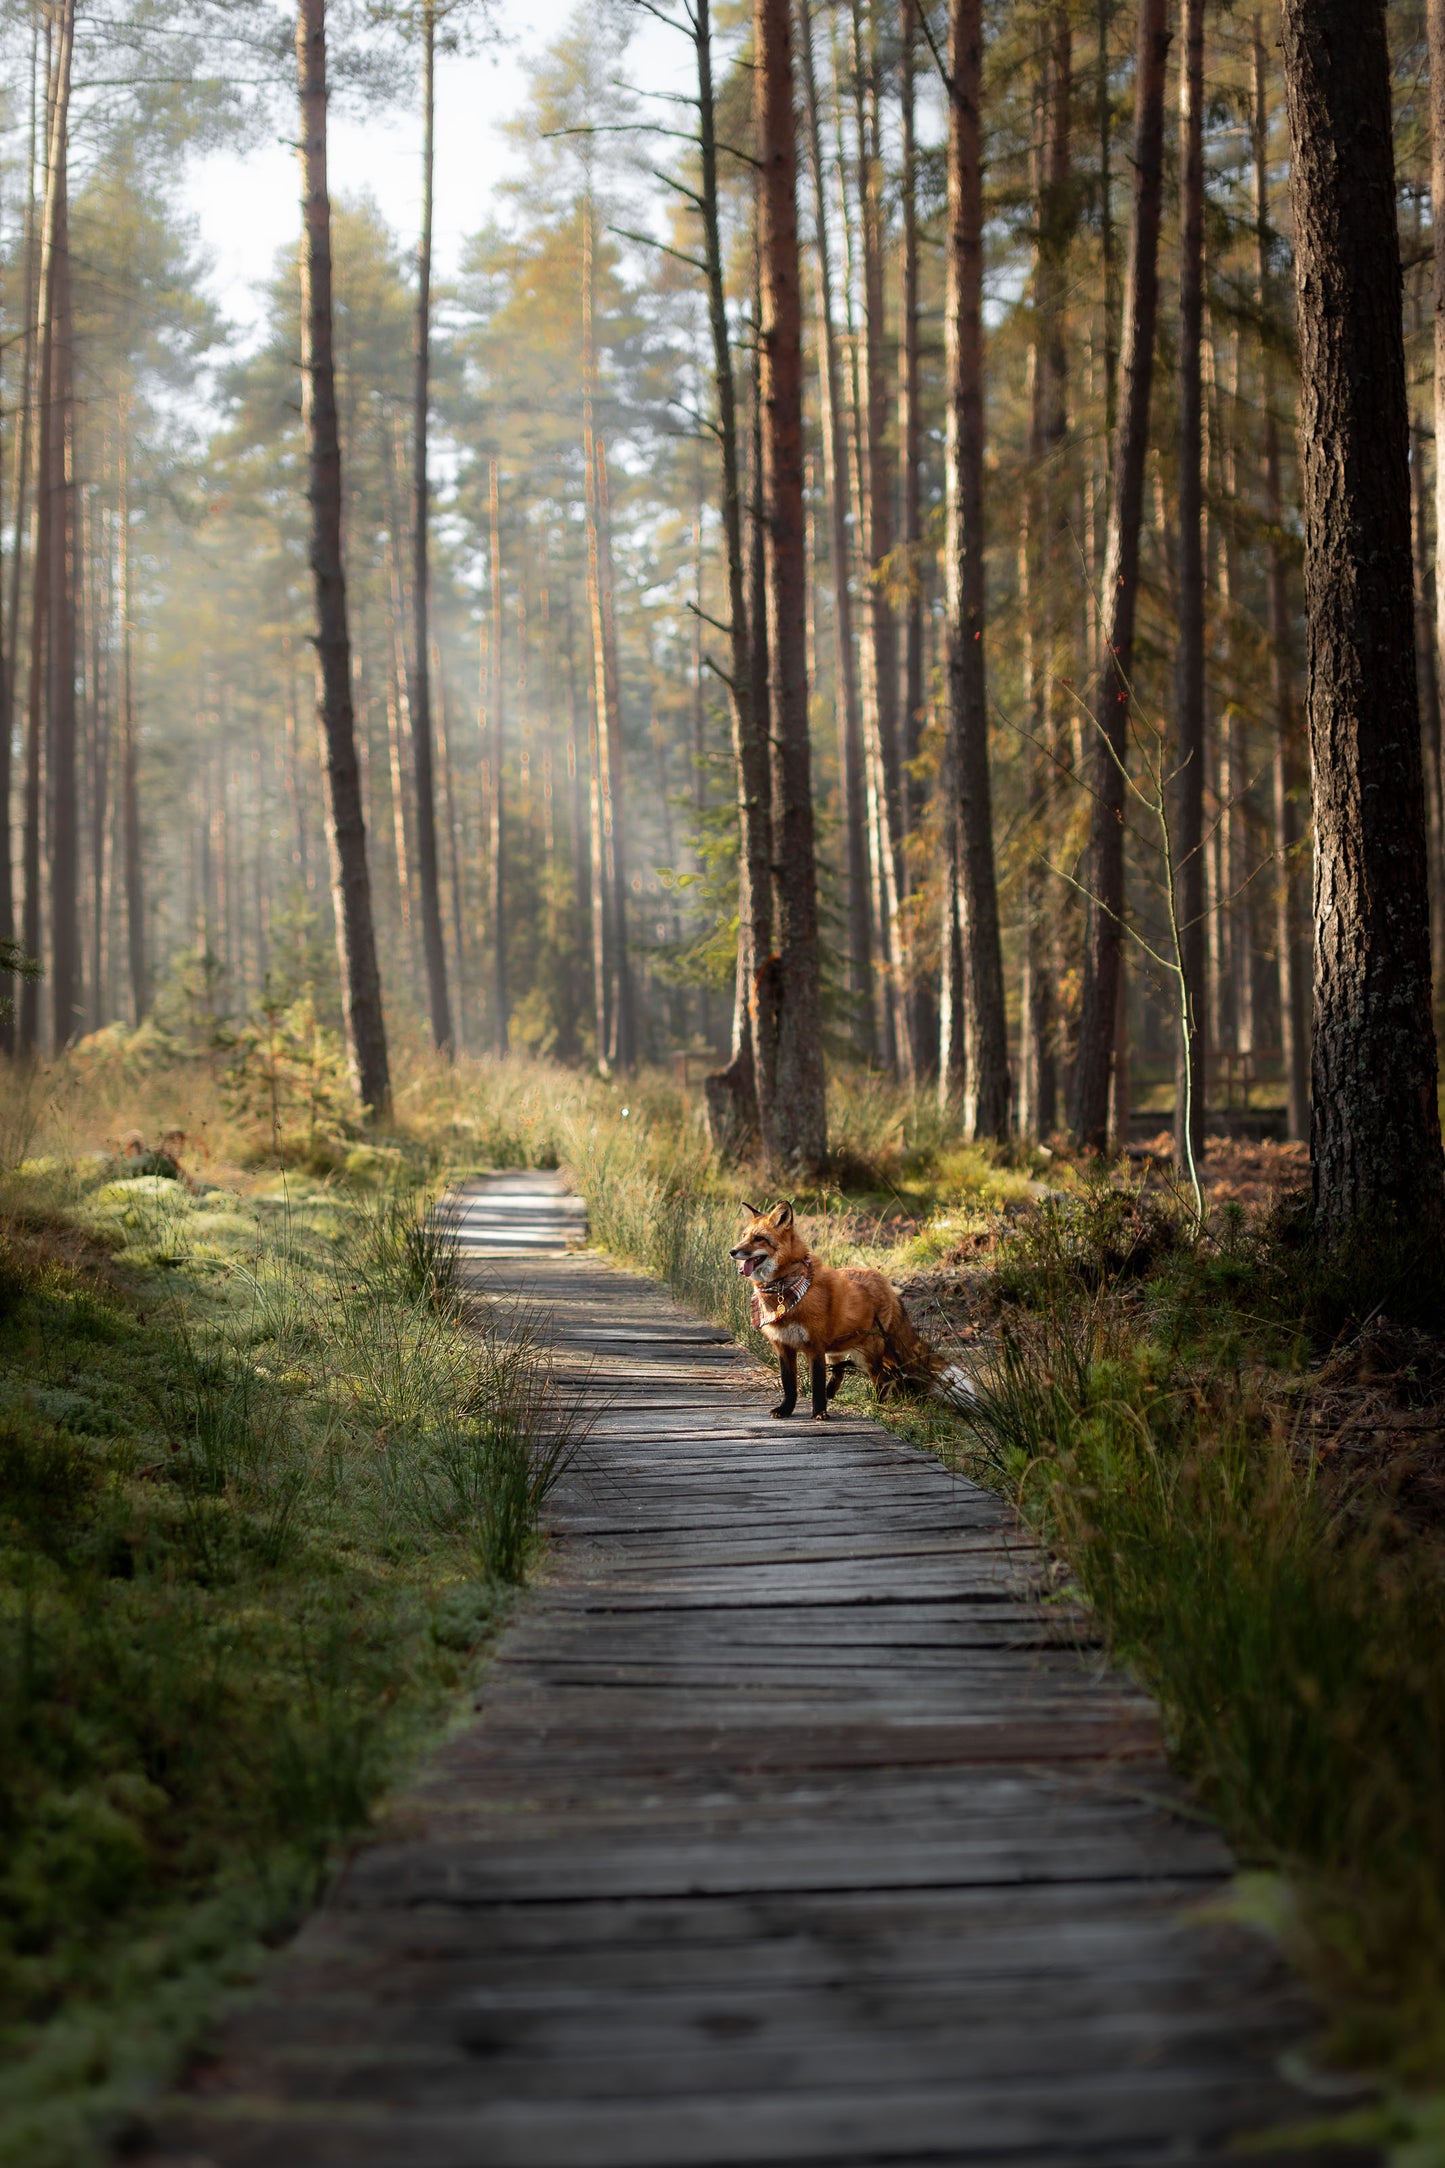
[6, 1039, 1445, 2164]
[0, 1056, 581, 2167]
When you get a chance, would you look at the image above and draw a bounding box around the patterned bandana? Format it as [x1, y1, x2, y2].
[750, 1262, 812, 1329]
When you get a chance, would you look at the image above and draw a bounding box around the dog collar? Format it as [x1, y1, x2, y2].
[751, 1263, 811, 1326]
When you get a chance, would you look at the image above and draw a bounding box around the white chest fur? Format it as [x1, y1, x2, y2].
[763, 1321, 811, 1348]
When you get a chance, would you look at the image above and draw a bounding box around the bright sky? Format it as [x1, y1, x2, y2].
[182, 0, 692, 352]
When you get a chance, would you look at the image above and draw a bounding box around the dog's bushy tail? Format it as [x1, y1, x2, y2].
[881, 1294, 978, 1409]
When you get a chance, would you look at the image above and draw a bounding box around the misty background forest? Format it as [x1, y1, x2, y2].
[9, 0, 1439, 1168]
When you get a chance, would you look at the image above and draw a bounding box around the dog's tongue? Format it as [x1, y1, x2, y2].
[737, 1254, 757, 1278]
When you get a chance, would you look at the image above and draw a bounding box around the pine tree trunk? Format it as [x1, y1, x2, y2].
[1018, 335, 1050, 1139]
[938, 843, 966, 1100]
[1413, 418, 1445, 1006]
[433, 647, 467, 1053]
[749, 239, 780, 1129]
[0, 14, 40, 1053]
[897, 0, 934, 1072]
[581, 203, 617, 1072]
[118, 422, 145, 1023]
[21, 12, 67, 1060]
[86, 475, 111, 1032]
[559, 581, 589, 1063]
[383, 527, 415, 940]
[487, 458, 508, 1056]
[594, 443, 635, 1071]
[1019, 5, 1070, 1140]
[897, 0, 923, 829]
[851, 0, 912, 1079]
[46, 5, 78, 1049]
[941, 0, 1009, 1140]
[1173, 0, 1206, 1167]
[1426, 0, 1445, 1019]
[797, 0, 871, 1060]
[1281, 0, 1445, 1238]
[0, 25, 36, 1053]
[696, 0, 771, 1148]
[1252, 15, 1308, 1140]
[755, 0, 826, 1171]
[408, 0, 453, 1054]
[296, 0, 390, 1116]
[1209, 323, 1256, 1085]
[1070, 0, 1168, 1150]
[831, 68, 895, 1080]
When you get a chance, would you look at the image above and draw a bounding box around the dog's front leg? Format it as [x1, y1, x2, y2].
[810, 1356, 829, 1421]
[771, 1346, 798, 1419]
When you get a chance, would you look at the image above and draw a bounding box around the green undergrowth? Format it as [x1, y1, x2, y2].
[0, 1133, 582, 2166]
[23, 1045, 1444, 2159]
[892, 1195, 1445, 2155]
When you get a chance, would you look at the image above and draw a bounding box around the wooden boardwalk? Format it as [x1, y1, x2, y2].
[138, 1173, 1365, 2166]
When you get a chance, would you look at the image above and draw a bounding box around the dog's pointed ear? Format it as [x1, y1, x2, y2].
[771, 1201, 794, 1228]
[740, 1201, 760, 1220]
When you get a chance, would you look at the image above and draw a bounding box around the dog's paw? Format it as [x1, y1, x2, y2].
[811, 1408, 829, 1423]
[770, 1403, 793, 1420]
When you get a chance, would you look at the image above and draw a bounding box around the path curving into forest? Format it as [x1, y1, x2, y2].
[136, 1172, 1366, 2167]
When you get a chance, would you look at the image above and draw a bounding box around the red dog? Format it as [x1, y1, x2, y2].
[730, 1201, 973, 1420]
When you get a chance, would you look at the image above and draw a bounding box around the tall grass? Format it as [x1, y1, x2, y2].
[566, 1108, 759, 1342]
[948, 1217, 1445, 2105]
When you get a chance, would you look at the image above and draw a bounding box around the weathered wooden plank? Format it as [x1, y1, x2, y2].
[141, 2062, 1356, 2168]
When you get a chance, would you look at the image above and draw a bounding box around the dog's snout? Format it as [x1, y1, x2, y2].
[729, 1245, 750, 1260]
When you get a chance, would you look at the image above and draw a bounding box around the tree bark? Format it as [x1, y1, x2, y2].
[21, 12, 66, 1059]
[0, 16, 38, 1054]
[897, 0, 923, 831]
[1281, 0, 1444, 1238]
[297, 0, 390, 1117]
[797, 0, 871, 1059]
[43, 3, 79, 1050]
[558, 580, 589, 1060]
[433, 644, 467, 1052]
[745, 232, 780, 1134]
[850, 0, 912, 1080]
[1252, 16, 1307, 1140]
[1019, 7, 1071, 1140]
[696, 0, 770, 1152]
[487, 457, 508, 1055]
[897, 0, 934, 1072]
[118, 419, 145, 1023]
[594, 442, 635, 1070]
[1427, 0, 1445, 1017]
[1070, 0, 1168, 1150]
[1018, 334, 1050, 1139]
[755, 0, 827, 1170]
[409, 0, 453, 1053]
[580, 271, 610, 1068]
[1173, 0, 1206, 1167]
[940, 0, 1009, 1140]
[580, 203, 632, 1071]
[1413, 417, 1445, 1009]
[383, 524, 415, 938]
[85, 477, 111, 1032]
